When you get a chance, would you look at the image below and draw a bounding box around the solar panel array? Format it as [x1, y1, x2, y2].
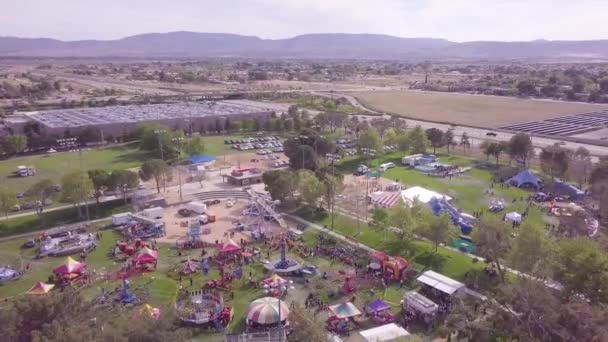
[25, 101, 271, 129]
[499, 110, 608, 136]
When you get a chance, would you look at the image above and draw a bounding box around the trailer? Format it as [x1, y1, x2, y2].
[186, 201, 207, 215]
[143, 207, 164, 219]
[112, 212, 132, 226]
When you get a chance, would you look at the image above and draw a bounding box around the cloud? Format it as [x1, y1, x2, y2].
[0, 0, 607, 41]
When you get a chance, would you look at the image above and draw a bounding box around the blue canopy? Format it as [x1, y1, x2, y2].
[509, 169, 541, 189]
[551, 180, 585, 199]
[187, 155, 217, 164]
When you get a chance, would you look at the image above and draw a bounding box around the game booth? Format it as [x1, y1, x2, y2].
[367, 299, 396, 324]
[216, 238, 241, 262]
[245, 297, 290, 332]
[26, 281, 55, 295]
[176, 290, 232, 329]
[401, 290, 440, 323]
[52, 256, 88, 285]
[132, 247, 159, 271]
[416, 270, 465, 314]
[327, 302, 362, 335]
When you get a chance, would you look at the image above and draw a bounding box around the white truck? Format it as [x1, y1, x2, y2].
[186, 201, 207, 215]
[143, 207, 164, 219]
[112, 212, 132, 226]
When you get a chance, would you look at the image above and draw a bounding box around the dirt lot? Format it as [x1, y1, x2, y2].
[353, 90, 608, 128]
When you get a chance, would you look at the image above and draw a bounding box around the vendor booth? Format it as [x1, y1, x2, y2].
[327, 302, 362, 335]
[359, 323, 410, 342]
[505, 212, 522, 224]
[367, 299, 395, 324]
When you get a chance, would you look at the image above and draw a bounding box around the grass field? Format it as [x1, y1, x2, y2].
[353, 90, 608, 128]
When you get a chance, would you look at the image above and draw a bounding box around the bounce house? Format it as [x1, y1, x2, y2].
[428, 197, 474, 234]
[368, 252, 409, 282]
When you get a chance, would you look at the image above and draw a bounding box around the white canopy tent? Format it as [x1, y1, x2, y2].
[505, 212, 522, 223]
[417, 270, 465, 296]
[359, 323, 410, 342]
[402, 291, 439, 315]
[401, 186, 452, 205]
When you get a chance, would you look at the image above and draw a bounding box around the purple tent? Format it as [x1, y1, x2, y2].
[367, 299, 391, 313]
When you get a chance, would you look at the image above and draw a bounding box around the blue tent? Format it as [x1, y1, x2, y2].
[187, 155, 217, 164]
[551, 180, 585, 200]
[509, 169, 542, 189]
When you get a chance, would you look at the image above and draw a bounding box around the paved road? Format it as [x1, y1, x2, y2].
[317, 91, 608, 159]
[2, 195, 120, 221]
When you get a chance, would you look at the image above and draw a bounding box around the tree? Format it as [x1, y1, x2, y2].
[358, 128, 382, 155]
[140, 159, 171, 193]
[516, 80, 537, 96]
[24, 179, 56, 205]
[322, 174, 343, 230]
[419, 212, 454, 253]
[553, 237, 608, 302]
[0, 186, 16, 219]
[184, 136, 205, 157]
[540, 144, 570, 180]
[284, 129, 333, 170]
[490, 142, 508, 164]
[371, 208, 390, 241]
[297, 169, 324, 215]
[508, 222, 553, 275]
[600, 78, 608, 94]
[568, 146, 592, 188]
[108, 170, 139, 203]
[388, 202, 420, 253]
[472, 215, 511, 283]
[408, 126, 429, 154]
[262, 170, 297, 205]
[287, 105, 299, 118]
[383, 128, 399, 146]
[460, 132, 471, 153]
[443, 129, 455, 154]
[507, 133, 534, 167]
[77, 127, 101, 144]
[3, 134, 28, 155]
[88, 169, 110, 204]
[425, 128, 444, 154]
[61, 171, 94, 219]
[136, 123, 179, 160]
[480, 140, 494, 161]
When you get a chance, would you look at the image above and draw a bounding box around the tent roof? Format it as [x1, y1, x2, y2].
[359, 323, 410, 342]
[218, 238, 241, 253]
[367, 299, 391, 312]
[329, 302, 362, 319]
[552, 180, 585, 198]
[509, 169, 541, 188]
[417, 270, 465, 295]
[187, 155, 217, 164]
[263, 273, 287, 286]
[401, 186, 451, 205]
[53, 256, 86, 274]
[27, 281, 55, 295]
[392, 257, 409, 269]
[134, 247, 158, 263]
[246, 297, 290, 324]
[403, 291, 439, 315]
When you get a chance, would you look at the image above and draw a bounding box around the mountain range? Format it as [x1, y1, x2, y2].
[1, 32, 608, 60]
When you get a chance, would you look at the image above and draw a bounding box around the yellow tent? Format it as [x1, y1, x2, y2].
[27, 282, 55, 295]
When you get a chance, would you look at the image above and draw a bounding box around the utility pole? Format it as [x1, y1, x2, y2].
[172, 136, 184, 202]
[154, 129, 166, 161]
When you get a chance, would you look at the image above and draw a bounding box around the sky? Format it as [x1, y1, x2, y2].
[2, 0, 608, 42]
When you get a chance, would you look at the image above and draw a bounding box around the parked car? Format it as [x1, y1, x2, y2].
[23, 239, 36, 248]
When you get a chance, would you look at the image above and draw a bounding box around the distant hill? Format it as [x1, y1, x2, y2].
[1, 32, 607, 60]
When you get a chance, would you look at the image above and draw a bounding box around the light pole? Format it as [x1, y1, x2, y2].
[57, 137, 89, 221]
[172, 136, 184, 202]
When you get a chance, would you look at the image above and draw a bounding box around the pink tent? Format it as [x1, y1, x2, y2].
[217, 238, 241, 254]
[133, 247, 159, 265]
[53, 256, 86, 275]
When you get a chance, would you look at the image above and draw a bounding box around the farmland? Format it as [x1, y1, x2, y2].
[353, 90, 608, 128]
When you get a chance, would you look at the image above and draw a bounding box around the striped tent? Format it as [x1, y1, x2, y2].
[27, 281, 55, 295]
[246, 297, 289, 325]
[329, 302, 362, 319]
[370, 191, 402, 208]
[53, 256, 86, 275]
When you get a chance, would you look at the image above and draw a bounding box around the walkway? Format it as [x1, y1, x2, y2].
[2, 195, 119, 221]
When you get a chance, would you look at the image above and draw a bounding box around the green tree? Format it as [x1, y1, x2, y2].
[425, 128, 445, 154]
[508, 222, 553, 275]
[408, 126, 429, 154]
[297, 169, 324, 215]
[287, 105, 299, 118]
[140, 159, 171, 193]
[24, 179, 56, 205]
[108, 170, 139, 203]
[418, 212, 454, 253]
[460, 132, 471, 153]
[88, 169, 110, 204]
[358, 127, 382, 154]
[568, 146, 592, 188]
[184, 136, 206, 157]
[508, 133, 534, 167]
[383, 128, 399, 146]
[136, 123, 179, 160]
[0, 186, 16, 219]
[371, 208, 390, 242]
[480, 140, 493, 161]
[3, 134, 28, 155]
[516, 80, 537, 96]
[553, 237, 608, 302]
[443, 129, 456, 154]
[262, 170, 297, 205]
[472, 215, 511, 283]
[540, 144, 570, 180]
[322, 174, 343, 230]
[61, 171, 93, 219]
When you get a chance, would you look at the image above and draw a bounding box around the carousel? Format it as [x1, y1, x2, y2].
[176, 289, 232, 329]
[245, 297, 290, 331]
[261, 274, 293, 297]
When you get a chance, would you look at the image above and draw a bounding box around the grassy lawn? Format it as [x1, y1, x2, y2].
[0, 199, 131, 237]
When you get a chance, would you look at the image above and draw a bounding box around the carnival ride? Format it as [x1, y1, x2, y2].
[38, 225, 96, 257]
[428, 197, 475, 234]
[113, 239, 150, 259]
[245, 297, 289, 331]
[123, 215, 166, 240]
[264, 238, 303, 274]
[368, 251, 409, 282]
[115, 279, 138, 305]
[205, 262, 234, 291]
[176, 290, 233, 329]
[0, 266, 22, 283]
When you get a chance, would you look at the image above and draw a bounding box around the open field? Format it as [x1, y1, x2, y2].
[353, 90, 608, 128]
